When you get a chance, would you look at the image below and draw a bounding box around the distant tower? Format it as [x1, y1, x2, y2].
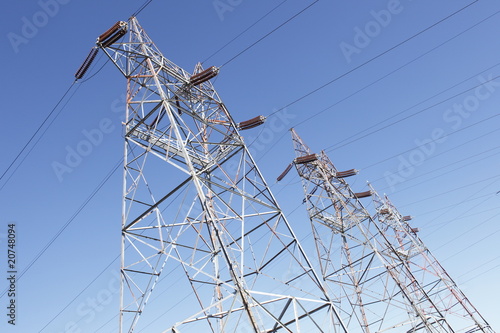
[368, 184, 494, 332]
[287, 128, 494, 332]
[80, 17, 348, 332]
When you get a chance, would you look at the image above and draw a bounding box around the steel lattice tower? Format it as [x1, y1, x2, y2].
[367, 184, 494, 333]
[85, 18, 350, 333]
[288, 128, 494, 332]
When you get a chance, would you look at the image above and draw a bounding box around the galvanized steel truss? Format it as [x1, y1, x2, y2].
[96, 18, 348, 333]
[289, 128, 494, 333]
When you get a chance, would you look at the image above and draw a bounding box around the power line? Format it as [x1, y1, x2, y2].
[441, 214, 500, 262]
[0, 20, 118, 191]
[379, 145, 500, 195]
[367, 126, 500, 180]
[221, 0, 320, 67]
[436, 203, 499, 253]
[79, 57, 111, 83]
[288, 9, 500, 133]
[461, 262, 500, 285]
[252, 11, 499, 163]
[420, 184, 500, 234]
[413, 192, 495, 218]
[1, 0, 157, 296]
[0, 83, 84, 191]
[26, 1, 492, 329]
[428, 205, 500, 226]
[0, 40, 125, 296]
[457, 255, 500, 284]
[203, 0, 289, 64]
[324, 77, 500, 153]
[132, 0, 154, 17]
[417, 176, 500, 231]
[398, 174, 500, 208]
[266, 0, 480, 119]
[0, 158, 123, 299]
[360, 115, 500, 172]
[391, 183, 500, 262]
[0, 82, 76, 188]
[257, 67, 500, 168]
[38, 256, 119, 332]
[0, 0, 153, 190]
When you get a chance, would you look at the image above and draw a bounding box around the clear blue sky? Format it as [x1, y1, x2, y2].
[1, 0, 499, 331]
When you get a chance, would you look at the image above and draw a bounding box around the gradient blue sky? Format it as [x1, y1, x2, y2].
[1, 0, 499, 332]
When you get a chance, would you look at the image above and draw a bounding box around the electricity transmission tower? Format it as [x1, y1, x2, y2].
[79, 17, 349, 332]
[368, 184, 494, 333]
[287, 128, 494, 333]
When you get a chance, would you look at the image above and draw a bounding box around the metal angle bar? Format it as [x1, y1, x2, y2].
[125, 102, 164, 137]
[124, 175, 192, 230]
[171, 245, 222, 333]
[196, 179, 244, 220]
[324, 249, 376, 279]
[128, 223, 193, 230]
[258, 240, 296, 272]
[198, 176, 280, 211]
[172, 108, 237, 142]
[125, 232, 212, 254]
[102, 47, 128, 77]
[211, 211, 278, 223]
[227, 212, 281, 247]
[123, 235, 163, 269]
[294, 299, 326, 332]
[128, 139, 192, 172]
[123, 268, 159, 276]
[188, 278, 222, 286]
[127, 218, 210, 229]
[124, 197, 154, 207]
[265, 303, 330, 333]
[244, 174, 275, 205]
[120, 40, 189, 83]
[128, 99, 163, 104]
[285, 269, 312, 286]
[195, 144, 245, 175]
[169, 293, 271, 327]
[271, 298, 293, 332]
[160, 253, 241, 293]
